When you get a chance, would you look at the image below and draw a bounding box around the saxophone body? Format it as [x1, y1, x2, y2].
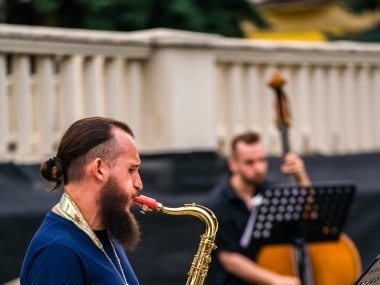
[134, 195, 218, 285]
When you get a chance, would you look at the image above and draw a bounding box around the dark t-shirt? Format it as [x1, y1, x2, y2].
[204, 176, 269, 285]
[20, 210, 139, 285]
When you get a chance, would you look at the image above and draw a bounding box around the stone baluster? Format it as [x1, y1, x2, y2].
[12, 55, 34, 162]
[228, 63, 246, 136]
[246, 64, 261, 134]
[0, 54, 8, 160]
[105, 57, 126, 122]
[310, 64, 327, 153]
[84, 56, 106, 117]
[59, 55, 84, 132]
[357, 63, 371, 151]
[341, 63, 356, 153]
[126, 60, 144, 145]
[35, 56, 56, 157]
[326, 63, 341, 153]
[296, 63, 311, 154]
[216, 63, 228, 154]
[373, 65, 380, 150]
[262, 64, 279, 155]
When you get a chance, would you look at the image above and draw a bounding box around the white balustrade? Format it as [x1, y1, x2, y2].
[0, 24, 380, 163]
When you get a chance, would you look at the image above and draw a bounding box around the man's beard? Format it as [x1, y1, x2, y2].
[98, 175, 140, 252]
[241, 173, 264, 188]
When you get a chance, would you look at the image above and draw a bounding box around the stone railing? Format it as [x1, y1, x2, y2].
[0, 24, 380, 163]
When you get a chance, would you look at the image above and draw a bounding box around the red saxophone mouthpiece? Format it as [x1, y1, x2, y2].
[133, 195, 160, 212]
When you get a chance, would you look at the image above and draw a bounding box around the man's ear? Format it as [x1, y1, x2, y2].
[91, 158, 109, 182]
[228, 158, 237, 173]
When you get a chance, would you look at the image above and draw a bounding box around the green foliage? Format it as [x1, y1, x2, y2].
[30, 0, 268, 37]
[33, 0, 62, 12]
[340, 0, 380, 13]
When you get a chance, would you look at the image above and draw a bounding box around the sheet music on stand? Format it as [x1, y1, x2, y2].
[240, 181, 356, 285]
[354, 255, 380, 285]
[249, 181, 356, 245]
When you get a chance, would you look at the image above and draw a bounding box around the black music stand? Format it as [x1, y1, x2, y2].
[243, 181, 356, 285]
[354, 255, 380, 285]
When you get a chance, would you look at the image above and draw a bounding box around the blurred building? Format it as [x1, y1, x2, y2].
[243, 0, 380, 41]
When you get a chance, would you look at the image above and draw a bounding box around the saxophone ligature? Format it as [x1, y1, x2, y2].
[134, 195, 218, 285]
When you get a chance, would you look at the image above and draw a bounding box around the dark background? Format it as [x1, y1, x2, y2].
[1, 151, 380, 284]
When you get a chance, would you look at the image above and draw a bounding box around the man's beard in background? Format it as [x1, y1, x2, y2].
[241, 173, 264, 189]
[99, 175, 140, 252]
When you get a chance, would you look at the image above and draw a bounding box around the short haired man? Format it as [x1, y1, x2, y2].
[205, 131, 310, 285]
[21, 117, 143, 285]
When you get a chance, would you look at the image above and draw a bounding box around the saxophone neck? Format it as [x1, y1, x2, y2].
[133, 195, 218, 237]
[162, 204, 218, 237]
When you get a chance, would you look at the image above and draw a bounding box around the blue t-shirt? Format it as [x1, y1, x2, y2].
[20, 210, 140, 285]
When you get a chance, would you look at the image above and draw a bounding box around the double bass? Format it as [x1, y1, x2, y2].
[256, 70, 362, 285]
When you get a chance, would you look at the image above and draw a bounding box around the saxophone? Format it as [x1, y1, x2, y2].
[133, 195, 218, 285]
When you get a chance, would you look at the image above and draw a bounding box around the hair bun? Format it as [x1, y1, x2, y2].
[47, 156, 60, 168]
[40, 157, 64, 191]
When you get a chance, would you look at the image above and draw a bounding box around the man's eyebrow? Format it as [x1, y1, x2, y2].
[130, 163, 141, 168]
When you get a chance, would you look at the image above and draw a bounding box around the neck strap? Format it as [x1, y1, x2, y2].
[57, 193, 103, 249]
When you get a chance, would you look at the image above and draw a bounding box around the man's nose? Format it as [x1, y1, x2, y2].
[134, 174, 143, 191]
[254, 163, 265, 174]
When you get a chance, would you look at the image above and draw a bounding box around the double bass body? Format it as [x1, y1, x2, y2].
[257, 233, 361, 285]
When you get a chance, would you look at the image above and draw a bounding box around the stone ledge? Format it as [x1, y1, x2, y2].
[1, 24, 380, 53]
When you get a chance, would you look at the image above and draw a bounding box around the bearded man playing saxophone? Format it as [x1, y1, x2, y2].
[20, 117, 143, 285]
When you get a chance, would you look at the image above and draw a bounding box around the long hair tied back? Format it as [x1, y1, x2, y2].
[40, 157, 64, 191]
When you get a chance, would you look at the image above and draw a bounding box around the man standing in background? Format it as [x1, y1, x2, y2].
[206, 131, 310, 285]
